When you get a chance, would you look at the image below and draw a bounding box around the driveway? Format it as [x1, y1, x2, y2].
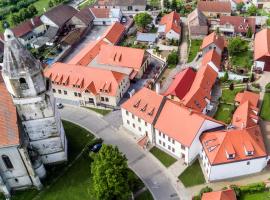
[62, 26, 108, 62]
[59, 106, 191, 200]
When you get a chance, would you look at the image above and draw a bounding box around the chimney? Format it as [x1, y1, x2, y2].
[30, 18, 35, 26]
[155, 82, 160, 94]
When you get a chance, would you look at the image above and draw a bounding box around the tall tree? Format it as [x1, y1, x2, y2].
[150, 0, 160, 8]
[171, 0, 177, 10]
[10, 14, 21, 25]
[247, 5, 257, 16]
[163, 0, 170, 9]
[28, 5, 38, 16]
[91, 145, 131, 200]
[134, 12, 153, 31]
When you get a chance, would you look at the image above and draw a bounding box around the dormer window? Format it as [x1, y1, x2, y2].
[246, 151, 254, 156]
[227, 153, 235, 160]
[19, 78, 29, 90]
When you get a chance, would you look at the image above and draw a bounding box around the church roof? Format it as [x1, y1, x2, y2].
[2, 29, 42, 78]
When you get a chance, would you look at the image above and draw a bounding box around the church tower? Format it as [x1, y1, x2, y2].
[2, 29, 67, 164]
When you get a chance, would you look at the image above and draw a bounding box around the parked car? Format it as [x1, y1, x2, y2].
[90, 143, 102, 153]
[56, 103, 64, 109]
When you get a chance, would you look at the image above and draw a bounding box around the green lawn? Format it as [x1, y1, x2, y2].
[78, 0, 96, 9]
[84, 107, 111, 116]
[220, 88, 244, 103]
[240, 190, 270, 200]
[230, 50, 253, 70]
[260, 92, 270, 121]
[187, 40, 202, 63]
[135, 190, 154, 200]
[214, 104, 235, 124]
[178, 160, 205, 187]
[150, 147, 177, 167]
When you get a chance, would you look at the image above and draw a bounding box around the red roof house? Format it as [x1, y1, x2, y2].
[201, 49, 222, 71]
[202, 189, 237, 200]
[201, 32, 226, 55]
[158, 11, 181, 40]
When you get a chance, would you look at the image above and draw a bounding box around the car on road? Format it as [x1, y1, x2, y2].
[90, 143, 102, 153]
[56, 103, 64, 109]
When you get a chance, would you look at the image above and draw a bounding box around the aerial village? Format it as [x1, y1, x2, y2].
[0, 0, 270, 199]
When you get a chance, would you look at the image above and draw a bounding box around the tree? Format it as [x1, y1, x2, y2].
[247, 5, 257, 16]
[227, 37, 248, 56]
[171, 0, 177, 10]
[91, 145, 131, 200]
[266, 18, 270, 26]
[28, 5, 38, 16]
[150, 0, 160, 8]
[134, 12, 153, 31]
[19, 8, 31, 21]
[167, 50, 179, 66]
[163, 0, 170, 9]
[221, 71, 229, 82]
[48, 0, 54, 7]
[246, 26, 253, 38]
[199, 186, 213, 198]
[11, 13, 21, 25]
[236, 2, 244, 12]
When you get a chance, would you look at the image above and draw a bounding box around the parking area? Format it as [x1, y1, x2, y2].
[62, 26, 108, 62]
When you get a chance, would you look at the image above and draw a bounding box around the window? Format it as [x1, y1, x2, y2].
[163, 133, 165, 139]
[58, 90, 62, 94]
[181, 144, 185, 150]
[19, 78, 29, 90]
[145, 121, 147, 126]
[127, 120, 130, 124]
[172, 140, 175, 144]
[163, 142, 165, 147]
[74, 92, 77, 96]
[159, 131, 161, 136]
[101, 97, 105, 101]
[138, 118, 141, 123]
[247, 161, 250, 165]
[159, 140, 161, 144]
[78, 93, 81, 97]
[64, 90, 67, 95]
[168, 145, 171, 150]
[132, 114, 134, 119]
[126, 111, 129, 116]
[53, 89, 56, 93]
[172, 148, 175, 153]
[168, 137, 171, 142]
[105, 97, 109, 102]
[138, 127, 141, 131]
[2, 155, 13, 169]
[145, 131, 148, 136]
[133, 123, 135, 128]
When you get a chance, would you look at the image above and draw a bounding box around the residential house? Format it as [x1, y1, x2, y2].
[182, 64, 218, 113]
[197, 1, 231, 18]
[202, 189, 237, 200]
[254, 28, 270, 71]
[158, 11, 181, 40]
[90, 8, 122, 25]
[201, 49, 222, 72]
[187, 8, 209, 39]
[121, 87, 165, 143]
[200, 32, 225, 55]
[200, 125, 267, 181]
[211, 16, 256, 37]
[68, 7, 95, 28]
[101, 22, 126, 44]
[94, 0, 147, 12]
[254, 0, 270, 11]
[154, 100, 224, 164]
[45, 62, 130, 107]
[163, 68, 196, 102]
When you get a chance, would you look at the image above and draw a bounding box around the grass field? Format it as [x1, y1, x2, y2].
[230, 50, 253, 70]
[214, 104, 235, 124]
[150, 147, 177, 167]
[84, 107, 111, 116]
[260, 92, 270, 121]
[178, 160, 205, 187]
[220, 88, 244, 103]
[187, 40, 202, 63]
[240, 190, 270, 200]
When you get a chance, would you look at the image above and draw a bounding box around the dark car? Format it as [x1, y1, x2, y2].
[90, 143, 102, 153]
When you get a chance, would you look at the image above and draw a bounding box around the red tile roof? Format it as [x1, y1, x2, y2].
[201, 32, 225, 51]
[220, 16, 256, 34]
[102, 22, 125, 44]
[96, 45, 146, 71]
[235, 91, 259, 107]
[163, 68, 196, 99]
[155, 100, 223, 147]
[201, 49, 222, 71]
[45, 62, 125, 96]
[198, 1, 231, 13]
[202, 189, 237, 200]
[90, 8, 110, 18]
[182, 65, 218, 112]
[254, 28, 270, 61]
[121, 87, 164, 124]
[160, 11, 181, 34]
[200, 125, 267, 165]
[0, 76, 20, 147]
[232, 101, 259, 129]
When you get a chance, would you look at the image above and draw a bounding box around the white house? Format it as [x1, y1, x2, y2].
[90, 8, 122, 25]
[200, 126, 268, 181]
[154, 100, 224, 164]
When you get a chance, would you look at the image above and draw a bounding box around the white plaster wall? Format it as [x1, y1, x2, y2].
[40, 15, 59, 28]
[166, 30, 180, 40]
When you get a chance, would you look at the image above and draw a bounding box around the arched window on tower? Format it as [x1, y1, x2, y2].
[2, 155, 14, 169]
[19, 78, 29, 90]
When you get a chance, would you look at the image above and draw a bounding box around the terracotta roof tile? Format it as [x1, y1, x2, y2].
[254, 28, 270, 60]
[102, 22, 125, 44]
[202, 189, 237, 200]
[235, 91, 259, 107]
[201, 32, 225, 51]
[160, 11, 181, 34]
[201, 49, 222, 71]
[90, 7, 110, 18]
[220, 16, 256, 34]
[198, 1, 231, 13]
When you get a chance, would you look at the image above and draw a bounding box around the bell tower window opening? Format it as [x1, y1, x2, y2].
[19, 78, 29, 90]
[2, 155, 14, 169]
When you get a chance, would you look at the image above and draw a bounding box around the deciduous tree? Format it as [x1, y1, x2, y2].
[134, 12, 153, 31]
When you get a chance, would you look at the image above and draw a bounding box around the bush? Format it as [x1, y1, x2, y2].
[230, 185, 241, 197]
[199, 186, 213, 198]
[193, 195, 200, 200]
[167, 50, 178, 66]
[266, 83, 270, 90]
[240, 182, 266, 194]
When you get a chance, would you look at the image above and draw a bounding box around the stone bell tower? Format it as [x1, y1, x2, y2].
[2, 29, 68, 164]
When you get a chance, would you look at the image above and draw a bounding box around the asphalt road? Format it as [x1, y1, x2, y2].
[59, 105, 182, 200]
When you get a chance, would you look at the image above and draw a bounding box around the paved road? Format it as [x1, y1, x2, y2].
[60, 106, 185, 200]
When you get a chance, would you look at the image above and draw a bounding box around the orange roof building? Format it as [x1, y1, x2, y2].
[158, 11, 181, 40]
[101, 22, 125, 44]
[235, 90, 259, 107]
[197, 1, 231, 18]
[254, 28, 270, 71]
[201, 32, 225, 55]
[202, 189, 237, 200]
[45, 62, 130, 107]
[201, 49, 222, 72]
[182, 65, 218, 113]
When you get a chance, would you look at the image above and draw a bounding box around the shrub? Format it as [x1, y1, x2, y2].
[240, 182, 266, 194]
[167, 50, 178, 66]
[230, 185, 241, 197]
[193, 195, 200, 200]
